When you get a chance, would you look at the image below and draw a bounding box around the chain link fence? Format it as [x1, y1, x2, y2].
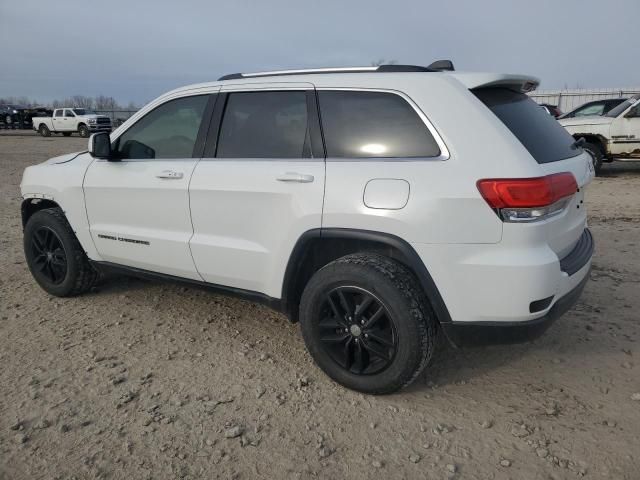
[529, 88, 640, 113]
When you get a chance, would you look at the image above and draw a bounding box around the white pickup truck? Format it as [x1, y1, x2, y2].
[32, 108, 112, 138]
[559, 94, 640, 173]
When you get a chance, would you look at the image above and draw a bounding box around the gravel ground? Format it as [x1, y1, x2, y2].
[1, 131, 639, 480]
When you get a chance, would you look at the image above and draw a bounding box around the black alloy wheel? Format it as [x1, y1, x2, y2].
[319, 286, 397, 375]
[24, 207, 98, 296]
[30, 226, 68, 284]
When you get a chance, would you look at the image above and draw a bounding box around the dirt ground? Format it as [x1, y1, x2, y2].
[0, 130, 639, 480]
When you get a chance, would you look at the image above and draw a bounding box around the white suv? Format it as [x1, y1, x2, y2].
[20, 63, 595, 393]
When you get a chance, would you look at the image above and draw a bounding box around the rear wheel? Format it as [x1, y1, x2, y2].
[78, 124, 89, 138]
[24, 208, 98, 297]
[299, 253, 436, 394]
[582, 141, 603, 175]
[38, 124, 51, 137]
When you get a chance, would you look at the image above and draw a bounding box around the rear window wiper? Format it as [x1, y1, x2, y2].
[571, 137, 585, 150]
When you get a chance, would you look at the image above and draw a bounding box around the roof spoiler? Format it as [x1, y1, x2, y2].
[450, 73, 540, 93]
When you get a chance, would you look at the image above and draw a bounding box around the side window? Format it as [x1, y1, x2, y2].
[114, 95, 209, 160]
[575, 104, 604, 117]
[317, 91, 441, 158]
[64, 109, 75, 117]
[627, 105, 640, 118]
[217, 91, 309, 158]
[54, 110, 63, 118]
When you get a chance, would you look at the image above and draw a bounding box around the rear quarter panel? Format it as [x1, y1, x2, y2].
[317, 74, 543, 245]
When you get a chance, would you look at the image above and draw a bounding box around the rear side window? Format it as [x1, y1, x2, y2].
[317, 91, 441, 158]
[473, 88, 580, 164]
[217, 91, 309, 158]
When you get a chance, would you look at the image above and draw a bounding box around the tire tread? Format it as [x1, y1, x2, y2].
[28, 208, 97, 296]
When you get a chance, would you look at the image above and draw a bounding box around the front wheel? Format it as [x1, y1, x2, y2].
[78, 124, 90, 138]
[24, 208, 98, 297]
[582, 142, 603, 175]
[299, 253, 436, 394]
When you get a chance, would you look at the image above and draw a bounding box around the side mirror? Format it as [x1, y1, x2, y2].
[88, 132, 113, 160]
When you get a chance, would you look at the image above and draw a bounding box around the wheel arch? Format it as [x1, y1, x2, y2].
[572, 133, 607, 155]
[22, 198, 65, 230]
[281, 228, 452, 326]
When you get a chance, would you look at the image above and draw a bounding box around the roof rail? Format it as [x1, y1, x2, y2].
[217, 61, 455, 81]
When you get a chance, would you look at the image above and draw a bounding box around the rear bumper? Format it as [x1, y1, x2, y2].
[411, 227, 593, 346]
[440, 268, 590, 347]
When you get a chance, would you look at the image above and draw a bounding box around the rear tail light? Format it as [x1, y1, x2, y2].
[477, 172, 578, 223]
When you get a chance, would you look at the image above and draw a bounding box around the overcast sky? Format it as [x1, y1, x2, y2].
[1, 0, 638, 106]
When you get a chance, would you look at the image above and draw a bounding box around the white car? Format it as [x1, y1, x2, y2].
[32, 108, 112, 138]
[20, 63, 594, 393]
[559, 94, 640, 173]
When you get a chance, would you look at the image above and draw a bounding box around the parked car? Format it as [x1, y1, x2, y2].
[20, 63, 594, 393]
[31, 108, 112, 137]
[559, 94, 640, 173]
[0, 104, 28, 128]
[540, 103, 562, 117]
[0, 105, 53, 129]
[558, 98, 628, 119]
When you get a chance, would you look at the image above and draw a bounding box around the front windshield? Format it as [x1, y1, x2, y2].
[606, 95, 640, 117]
[72, 108, 95, 115]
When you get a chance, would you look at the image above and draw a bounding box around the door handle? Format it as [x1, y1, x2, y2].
[156, 170, 184, 179]
[276, 172, 314, 183]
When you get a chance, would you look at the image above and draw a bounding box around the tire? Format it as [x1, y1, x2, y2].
[299, 253, 436, 394]
[78, 124, 90, 138]
[24, 208, 98, 297]
[38, 124, 51, 137]
[62, 132, 72, 137]
[582, 142, 603, 175]
[5, 115, 12, 126]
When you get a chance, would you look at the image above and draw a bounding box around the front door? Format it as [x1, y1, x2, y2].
[83, 93, 214, 280]
[189, 85, 325, 298]
[610, 100, 640, 157]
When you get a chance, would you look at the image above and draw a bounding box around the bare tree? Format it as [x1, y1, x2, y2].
[69, 95, 94, 109]
[94, 95, 119, 110]
[1, 94, 138, 112]
[0, 96, 35, 107]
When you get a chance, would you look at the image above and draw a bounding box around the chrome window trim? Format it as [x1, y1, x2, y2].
[109, 87, 221, 143]
[316, 87, 450, 162]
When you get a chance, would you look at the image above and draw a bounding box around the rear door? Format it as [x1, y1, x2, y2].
[188, 83, 325, 297]
[61, 109, 76, 131]
[83, 92, 215, 279]
[52, 109, 65, 131]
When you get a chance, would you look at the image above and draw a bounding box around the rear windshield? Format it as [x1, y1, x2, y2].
[605, 95, 639, 117]
[473, 88, 581, 164]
